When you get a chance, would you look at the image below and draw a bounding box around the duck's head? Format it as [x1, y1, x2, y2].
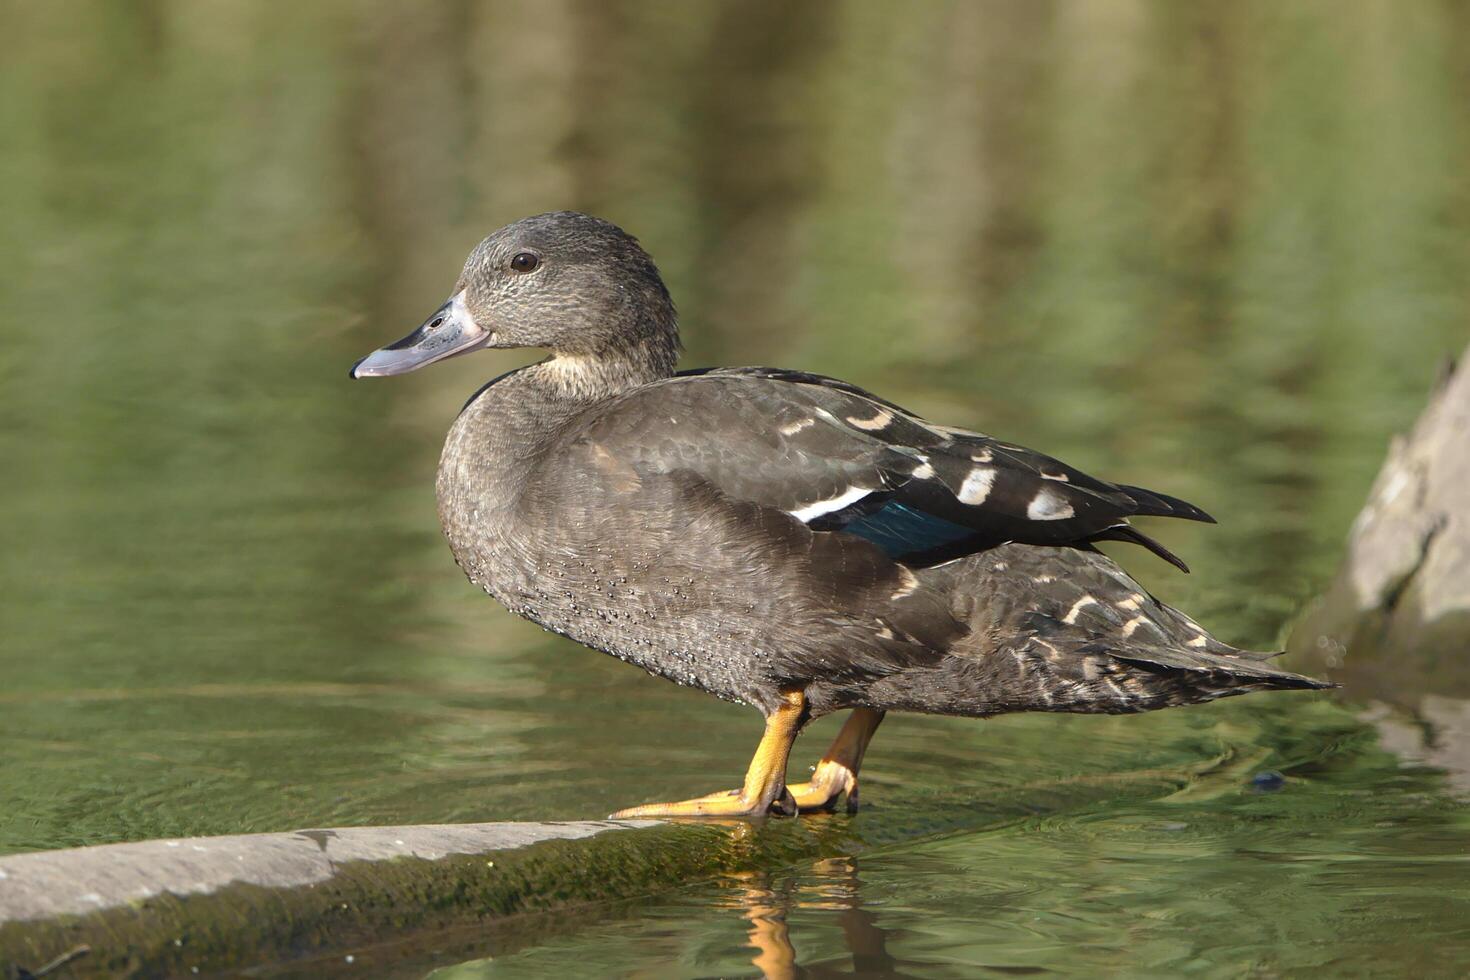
[350, 211, 679, 379]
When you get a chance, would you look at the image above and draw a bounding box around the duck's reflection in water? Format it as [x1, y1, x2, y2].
[714, 855, 918, 980]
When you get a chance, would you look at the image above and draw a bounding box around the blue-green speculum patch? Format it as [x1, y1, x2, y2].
[350, 290, 490, 378]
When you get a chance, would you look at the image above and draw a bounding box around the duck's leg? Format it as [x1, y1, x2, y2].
[610, 690, 806, 818]
[785, 708, 884, 814]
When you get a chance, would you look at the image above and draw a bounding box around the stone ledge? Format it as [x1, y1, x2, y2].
[0, 821, 650, 927]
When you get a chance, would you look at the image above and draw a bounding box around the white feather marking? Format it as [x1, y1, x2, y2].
[845, 409, 893, 431]
[970, 448, 993, 463]
[890, 568, 920, 600]
[1118, 596, 1142, 611]
[813, 405, 852, 427]
[1035, 574, 1056, 584]
[957, 466, 996, 505]
[788, 485, 871, 523]
[1188, 635, 1209, 648]
[1121, 615, 1148, 637]
[911, 462, 936, 480]
[1042, 469, 1070, 482]
[779, 417, 815, 436]
[1063, 595, 1098, 625]
[1026, 487, 1075, 521]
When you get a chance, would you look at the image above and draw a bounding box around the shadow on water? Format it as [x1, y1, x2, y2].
[2, 0, 1470, 975]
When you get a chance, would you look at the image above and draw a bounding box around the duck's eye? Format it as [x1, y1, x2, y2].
[510, 252, 540, 273]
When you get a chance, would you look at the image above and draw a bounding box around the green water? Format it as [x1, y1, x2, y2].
[2, 1, 1468, 975]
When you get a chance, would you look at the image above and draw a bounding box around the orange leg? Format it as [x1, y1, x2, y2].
[786, 708, 884, 814]
[610, 690, 807, 818]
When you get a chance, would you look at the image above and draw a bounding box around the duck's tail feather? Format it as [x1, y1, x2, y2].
[1087, 524, 1192, 573]
[1105, 643, 1337, 705]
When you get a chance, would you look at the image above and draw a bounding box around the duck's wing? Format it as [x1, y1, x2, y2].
[542, 376, 976, 684]
[640, 367, 1213, 571]
[540, 369, 1212, 685]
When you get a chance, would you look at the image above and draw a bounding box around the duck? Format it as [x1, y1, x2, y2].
[351, 211, 1331, 818]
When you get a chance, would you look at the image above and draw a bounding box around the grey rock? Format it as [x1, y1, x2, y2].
[1292, 343, 1470, 693]
[1291, 342, 1470, 794]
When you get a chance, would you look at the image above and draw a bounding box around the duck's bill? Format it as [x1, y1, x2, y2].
[350, 291, 490, 379]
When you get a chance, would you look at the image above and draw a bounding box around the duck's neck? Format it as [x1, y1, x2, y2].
[435, 340, 676, 584]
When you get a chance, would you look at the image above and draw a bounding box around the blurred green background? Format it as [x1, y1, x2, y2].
[1, 1, 1468, 976]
